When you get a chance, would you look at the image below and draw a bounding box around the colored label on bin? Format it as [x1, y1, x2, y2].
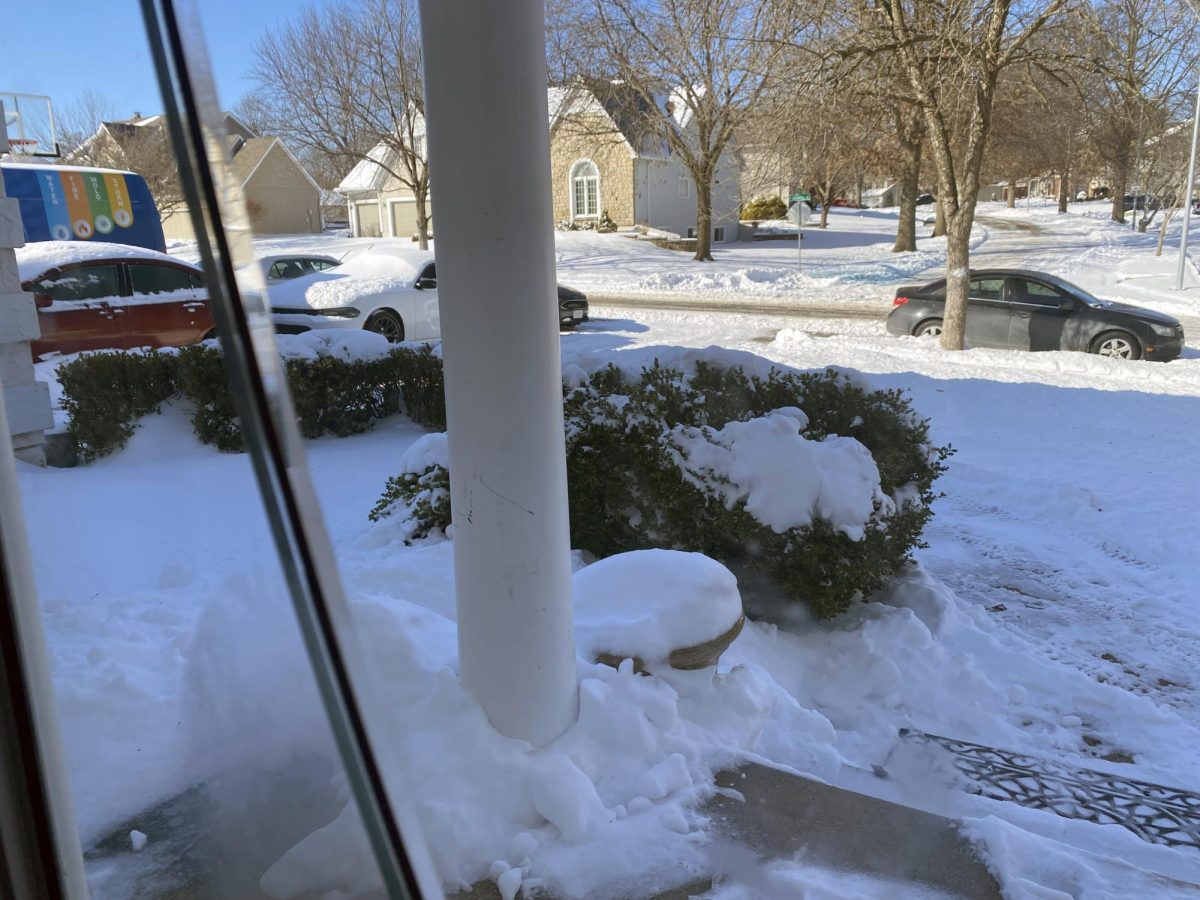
[59, 171, 94, 239]
[82, 172, 115, 234]
[103, 173, 133, 228]
[35, 170, 73, 241]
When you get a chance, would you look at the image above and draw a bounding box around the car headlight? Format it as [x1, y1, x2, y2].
[271, 305, 361, 319]
[1150, 322, 1178, 337]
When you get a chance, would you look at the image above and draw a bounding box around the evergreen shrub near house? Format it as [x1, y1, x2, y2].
[596, 210, 618, 233]
[742, 195, 788, 221]
[372, 359, 952, 620]
[58, 350, 178, 461]
[60, 342, 447, 457]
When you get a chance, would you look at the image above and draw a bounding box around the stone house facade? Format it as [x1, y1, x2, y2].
[341, 84, 741, 244]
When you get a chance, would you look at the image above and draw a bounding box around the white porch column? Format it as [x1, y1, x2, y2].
[417, 0, 578, 744]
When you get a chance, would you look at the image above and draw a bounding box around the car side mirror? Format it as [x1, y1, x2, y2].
[33, 292, 52, 310]
[416, 277, 437, 291]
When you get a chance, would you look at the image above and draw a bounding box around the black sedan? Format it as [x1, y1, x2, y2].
[886, 269, 1184, 361]
[558, 285, 589, 330]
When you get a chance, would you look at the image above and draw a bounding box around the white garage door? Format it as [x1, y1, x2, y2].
[390, 201, 419, 239]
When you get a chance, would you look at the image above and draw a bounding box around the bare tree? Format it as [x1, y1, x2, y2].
[854, 0, 1072, 350]
[1082, 0, 1198, 225]
[71, 123, 188, 223]
[251, 0, 431, 247]
[581, 0, 808, 261]
[56, 89, 117, 156]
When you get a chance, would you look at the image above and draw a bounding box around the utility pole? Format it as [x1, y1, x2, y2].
[418, 0, 578, 744]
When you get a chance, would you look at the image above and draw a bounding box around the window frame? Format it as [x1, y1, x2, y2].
[569, 159, 600, 220]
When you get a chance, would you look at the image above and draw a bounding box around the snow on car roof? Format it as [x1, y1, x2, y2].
[16, 241, 194, 283]
[266, 245, 433, 310]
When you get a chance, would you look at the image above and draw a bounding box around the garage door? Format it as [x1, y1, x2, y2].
[355, 202, 381, 237]
[390, 201, 419, 239]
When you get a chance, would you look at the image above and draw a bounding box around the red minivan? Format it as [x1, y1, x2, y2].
[17, 243, 214, 357]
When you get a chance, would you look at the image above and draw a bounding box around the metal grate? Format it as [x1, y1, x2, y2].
[900, 729, 1200, 850]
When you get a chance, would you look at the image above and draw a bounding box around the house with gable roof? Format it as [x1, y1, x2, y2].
[71, 111, 323, 242]
[338, 82, 741, 244]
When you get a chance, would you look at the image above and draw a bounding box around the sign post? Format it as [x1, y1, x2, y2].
[789, 192, 811, 272]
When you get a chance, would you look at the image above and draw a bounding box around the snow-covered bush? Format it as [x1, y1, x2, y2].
[59, 339, 446, 458]
[373, 361, 952, 619]
[58, 350, 178, 461]
[596, 210, 618, 233]
[742, 195, 788, 221]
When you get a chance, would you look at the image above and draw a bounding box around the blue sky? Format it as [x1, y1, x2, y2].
[0, 0, 294, 132]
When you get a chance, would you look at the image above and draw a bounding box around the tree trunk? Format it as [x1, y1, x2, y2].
[1006, 183, 1016, 208]
[1110, 170, 1128, 223]
[1057, 170, 1069, 214]
[693, 175, 714, 262]
[819, 199, 830, 228]
[933, 200, 946, 237]
[415, 188, 431, 250]
[1156, 206, 1176, 256]
[893, 137, 922, 253]
[941, 213, 973, 351]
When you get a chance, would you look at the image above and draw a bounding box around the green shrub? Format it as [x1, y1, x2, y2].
[391, 344, 446, 430]
[60, 340, 448, 459]
[175, 344, 243, 451]
[58, 351, 178, 461]
[373, 360, 952, 620]
[742, 195, 788, 221]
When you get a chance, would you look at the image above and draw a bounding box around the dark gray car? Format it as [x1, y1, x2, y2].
[886, 269, 1184, 361]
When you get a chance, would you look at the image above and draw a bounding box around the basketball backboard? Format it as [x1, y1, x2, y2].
[0, 93, 58, 156]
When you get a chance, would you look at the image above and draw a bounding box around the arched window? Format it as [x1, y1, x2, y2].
[571, 160, 600, 218]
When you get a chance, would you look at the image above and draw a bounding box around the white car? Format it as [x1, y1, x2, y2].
[253, 253, 343, 284]
[268, 245, 441, 343]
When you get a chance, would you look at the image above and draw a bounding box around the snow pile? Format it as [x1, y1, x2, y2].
[670, 410, 886, 539]
[15, 240, 182, 283]
[275, 329, 395, 362]
[184, 546, 840, 898]
[572, 549, 743, 665]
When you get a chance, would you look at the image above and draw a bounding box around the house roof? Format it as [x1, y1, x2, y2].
[338, 144, 399, 194]
[227, 137, 277, 184]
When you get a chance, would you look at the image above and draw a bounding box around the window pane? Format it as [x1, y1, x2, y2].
[38, 265, 121, 302]
[129, 264, 195, 295]
[969, 278, 1004, 299]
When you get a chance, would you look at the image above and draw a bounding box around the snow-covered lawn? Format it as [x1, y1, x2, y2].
[19, 201, 1200, 897]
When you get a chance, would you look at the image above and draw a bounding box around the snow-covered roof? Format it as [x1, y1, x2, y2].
[337, 144, 400, 194]
[862, 184, 896, 197]
[16, 241, 189, 283]
[266, 244, 432, 310]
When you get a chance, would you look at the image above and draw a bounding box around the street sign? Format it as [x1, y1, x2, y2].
[789, 192, 811, 202]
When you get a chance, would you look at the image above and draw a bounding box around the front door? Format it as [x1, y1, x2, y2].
[965, 276, 1011, 349]
[29, 262, 129, 356]
[123, 262, 212, 349]
[1005, 276, 1074, 351]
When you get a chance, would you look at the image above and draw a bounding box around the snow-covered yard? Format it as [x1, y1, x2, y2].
[18, 200, 1200, 897]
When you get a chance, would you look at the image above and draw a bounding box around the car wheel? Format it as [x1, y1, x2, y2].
[364, 309, 405, 343]
[1089, 330, 1141, 360]
[914, 319, 943, 338]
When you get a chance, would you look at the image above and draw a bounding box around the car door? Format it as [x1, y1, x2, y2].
[964, 276, 1011, 349]
[29, 262, 129, 356]
[1006, 276, 1073, 351]
[412, 262, 441, 340]
[123, 262, 213, 349]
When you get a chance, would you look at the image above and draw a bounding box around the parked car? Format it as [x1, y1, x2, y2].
[17, 242, 213, 357]
[253, 253, 343, 284]
[268, 245, 588, 341]
[1122, 194, 1159, 213]
[915, 193, 935, 206]
[886, 269, 1184, 361]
